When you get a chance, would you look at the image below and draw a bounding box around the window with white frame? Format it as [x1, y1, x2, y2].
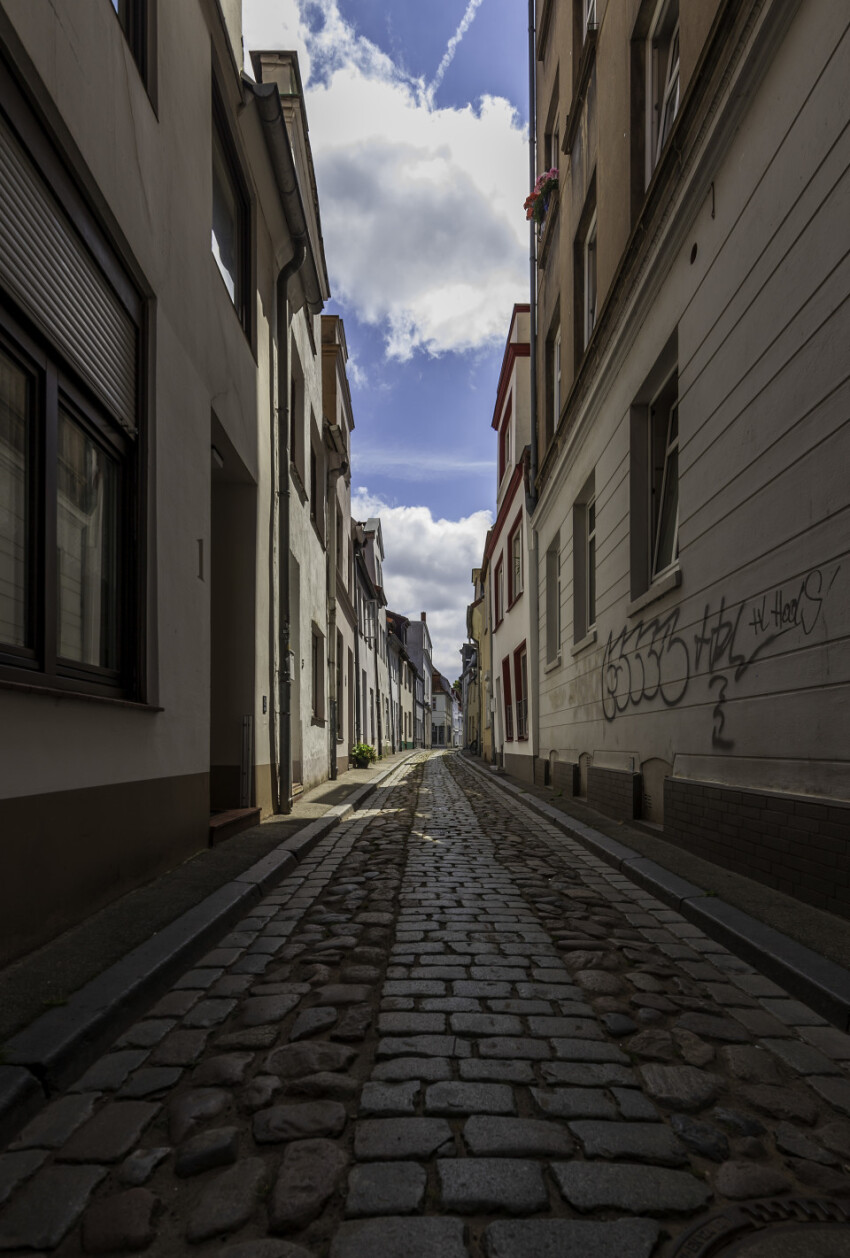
[584, 0, 597, 38]
[572, 472, 596, 643]
[650, 374, 679, 578]
[509, 516, 523, 604]
[545, 533, 561, 664]
[584, 210, 597, 347]
[586, 494, 597, 628]
[553, 325, 561, 431]
[494, 556, 505, 624]
[647, 0, 680, 180]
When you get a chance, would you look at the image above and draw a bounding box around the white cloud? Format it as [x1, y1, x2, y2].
[244, 0, 528, 360]
[352, 488, 491, 680]
[352, 447, 494, 481]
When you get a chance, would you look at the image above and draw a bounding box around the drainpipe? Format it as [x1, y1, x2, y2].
[275, 251, 304, 813]
[246, 73, 324, 813]
[372, 611, 382, 756]
[527, 0, 539, 516]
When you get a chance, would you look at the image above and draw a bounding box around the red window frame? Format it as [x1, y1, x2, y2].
[513, 641, 528, 740]
[502, 655, 514, 740]
[498, 395, 512, 483]
[494, 555, 504, 625]
[507, 512, 523, 607]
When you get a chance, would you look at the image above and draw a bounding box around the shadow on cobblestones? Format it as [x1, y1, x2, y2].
[0, 751, 849, 1257]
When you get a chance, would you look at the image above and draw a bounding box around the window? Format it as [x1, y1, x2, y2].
[494, 557, 505, 624]
[110, 0, 150, 83]
[514, 645, 528, 740]
[553, 326, 561, 432]
[543, 74, 561, 175]
[629, 336, 679, 598]
[309, 420, 325, 541]
[0, 316, 136, 695]
[647, 0, 680, 179]
[498, 398, 511, 484]
[584, 211, 597, 346]
[545, 533, 561, 663]
[502, 655, 514, 741]
[311, 627, 325, 722]
[583, 0, 597, 37]
[336, 630, 343, 741]
[586, 495, 597, 627]
[574, 177, 597, 364]
[212, 90, 250, 333]
[650, 375, 679, 578]
[508, 516, 523, 605]
[573, 472, 596, 642]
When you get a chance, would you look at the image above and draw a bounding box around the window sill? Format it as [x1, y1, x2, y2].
[507, 591, 524, 611]
[0, 676, 162, 712]
[544, 654, 562, 674]
[311, 715, 326, 727]
[627, 565, 681, 618]
[571, 628, 597, 657]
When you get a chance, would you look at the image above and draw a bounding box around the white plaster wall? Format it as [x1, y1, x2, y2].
[0, 0, 272, 798]
[289, 310, 329, 792]
[535, 0, 850, 801]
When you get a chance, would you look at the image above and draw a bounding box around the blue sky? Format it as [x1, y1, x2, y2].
[244, 0, 531, 676]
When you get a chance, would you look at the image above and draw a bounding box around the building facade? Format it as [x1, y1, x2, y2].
[321, 315, 356, 777]
[531, 0, 850, 917]
[0, 2, 337, 962]
[432, 670, 455, 748]
[406, 613, 433, 749]
[486, 306, 536, 781]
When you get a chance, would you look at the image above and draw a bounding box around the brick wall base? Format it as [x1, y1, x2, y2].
[504, 752, 535, 785]
[664, 778, 850, 921]
[587, 766, 641, 822]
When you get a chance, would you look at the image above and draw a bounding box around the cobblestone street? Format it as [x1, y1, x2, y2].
[1, 751, 849, 1256]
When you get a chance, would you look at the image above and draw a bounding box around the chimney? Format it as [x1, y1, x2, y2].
[421, 612, 426, 622]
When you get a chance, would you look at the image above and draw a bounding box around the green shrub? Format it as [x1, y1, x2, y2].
[350, 742, 377, 769]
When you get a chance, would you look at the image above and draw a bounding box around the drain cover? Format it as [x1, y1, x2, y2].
[671, 1198, 850, 1258]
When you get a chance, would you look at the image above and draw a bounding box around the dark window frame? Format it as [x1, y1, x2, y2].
[108, 0, 158, 106]
[211, 81, 252, 340]
[0, 302, 139, 699]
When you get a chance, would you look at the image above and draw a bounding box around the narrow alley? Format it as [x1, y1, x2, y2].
[1, 752, 849, 1256]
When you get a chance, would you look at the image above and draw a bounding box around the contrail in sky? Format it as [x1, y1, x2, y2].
[426, 0, 485, 105]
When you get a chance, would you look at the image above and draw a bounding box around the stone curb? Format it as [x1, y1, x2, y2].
[0, 753, 417, 1143]
[461, 756, 850, 1031]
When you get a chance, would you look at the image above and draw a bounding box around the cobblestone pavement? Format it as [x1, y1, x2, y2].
[1, 752, 850, 1257]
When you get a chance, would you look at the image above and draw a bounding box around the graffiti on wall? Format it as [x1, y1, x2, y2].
[601, 565, 840, 748]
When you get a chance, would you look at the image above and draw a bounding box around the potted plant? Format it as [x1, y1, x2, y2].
[524, 168, 559, 226]
[350, 742, 377, 769]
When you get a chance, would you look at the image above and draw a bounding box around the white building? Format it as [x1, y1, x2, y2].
[486, 306, 536, 780]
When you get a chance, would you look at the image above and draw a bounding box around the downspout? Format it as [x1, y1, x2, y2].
[372, 612, 382, 756]
[527, 0, 539, 516]
[246, 73, 323, 813]
[353, 545, 362, 744]
[275, 248, 305, 813]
